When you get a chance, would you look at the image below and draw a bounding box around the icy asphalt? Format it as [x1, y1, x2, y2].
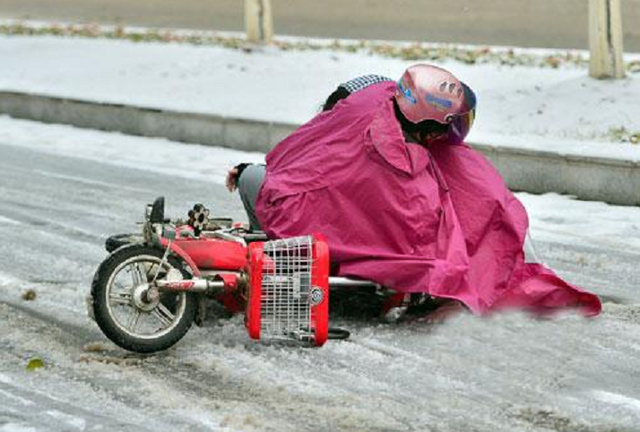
[1, 117, 640, 431]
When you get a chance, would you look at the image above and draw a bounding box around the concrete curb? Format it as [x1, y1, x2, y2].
[0, 91, 297, 153]
[472, 142, 639, 206]
[1, 90, 638, 206]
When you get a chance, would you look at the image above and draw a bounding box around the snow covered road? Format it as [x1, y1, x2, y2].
[1, 117, 640, 431]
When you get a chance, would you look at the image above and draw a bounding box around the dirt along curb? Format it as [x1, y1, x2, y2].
[1, 90, 639, 206]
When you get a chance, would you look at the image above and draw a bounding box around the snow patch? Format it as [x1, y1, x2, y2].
[0, 388, 34, 406]
[519, 193, 640, 253]
[45, 410, 87, 431]
[0, 373, 13, 384]
[0, 215, 21, 225]
[0, 271, 20, 287]
[0, 116, 265, 185]
[590, 390, 640, 414]
[0, 424, 38, 432]
[32, 169, 152, 193]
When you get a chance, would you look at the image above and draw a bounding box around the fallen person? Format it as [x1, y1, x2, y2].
[227, 64, 602, 320]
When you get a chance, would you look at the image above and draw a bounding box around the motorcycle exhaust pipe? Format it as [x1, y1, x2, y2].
[156, 275, 379, 293]
[155, 278, 224, 293]
[328, 277, 379, 289]
[154, 273, 241, 296]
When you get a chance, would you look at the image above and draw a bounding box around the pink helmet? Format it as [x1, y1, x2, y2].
[395, 64, 476, 144]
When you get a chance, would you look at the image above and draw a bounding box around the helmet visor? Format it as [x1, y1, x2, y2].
[447, 108, 475, 145]
[447, 83, 476, 145]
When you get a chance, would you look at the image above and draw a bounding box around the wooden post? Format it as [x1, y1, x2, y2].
[245, 0, 273, 44]
[589, 0, 625, 79]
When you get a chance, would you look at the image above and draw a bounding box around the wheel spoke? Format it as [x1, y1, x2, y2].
[130, 262, 146, 285]
[128, 264, 139, 285]
[138, 262, 149, 283]
[127, 309, 142, 332]
[109, 292, 131, 306]
[153, 303, 175, 327]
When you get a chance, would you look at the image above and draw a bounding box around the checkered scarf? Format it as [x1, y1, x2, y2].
[339, 74, 393, 94]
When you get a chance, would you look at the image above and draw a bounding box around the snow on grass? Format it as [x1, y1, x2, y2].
[0, 30, 639, 146]
[4, 19, 637, 70]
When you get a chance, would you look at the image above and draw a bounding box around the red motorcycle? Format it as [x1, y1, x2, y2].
[89, 197, 381, 353]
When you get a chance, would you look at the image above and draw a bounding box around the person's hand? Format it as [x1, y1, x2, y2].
[226, 167, 239, 192]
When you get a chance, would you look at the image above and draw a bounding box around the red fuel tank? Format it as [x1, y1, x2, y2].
[173, 237, 247, 271]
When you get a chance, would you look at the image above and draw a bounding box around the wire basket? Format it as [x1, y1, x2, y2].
[246, 235, 329, 346]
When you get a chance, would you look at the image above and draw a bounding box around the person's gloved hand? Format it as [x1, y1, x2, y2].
[226, 167, 239, 192]
[226, 163, 252, 192]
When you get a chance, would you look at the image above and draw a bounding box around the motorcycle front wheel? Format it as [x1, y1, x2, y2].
[92, 244, 198, 353]
[104, 233, 143, 253]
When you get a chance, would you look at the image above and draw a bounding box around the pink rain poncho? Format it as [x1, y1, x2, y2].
[255, 82, 601, 316]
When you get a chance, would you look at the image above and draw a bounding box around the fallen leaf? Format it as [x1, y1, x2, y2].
[21, 289, 37, 301]
[26, 357, 45, 371]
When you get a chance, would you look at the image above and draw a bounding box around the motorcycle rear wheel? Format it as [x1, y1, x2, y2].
[92, 244, 197, 353]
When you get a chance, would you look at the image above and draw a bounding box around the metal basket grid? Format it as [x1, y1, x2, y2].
[260, 235, 316, 340]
